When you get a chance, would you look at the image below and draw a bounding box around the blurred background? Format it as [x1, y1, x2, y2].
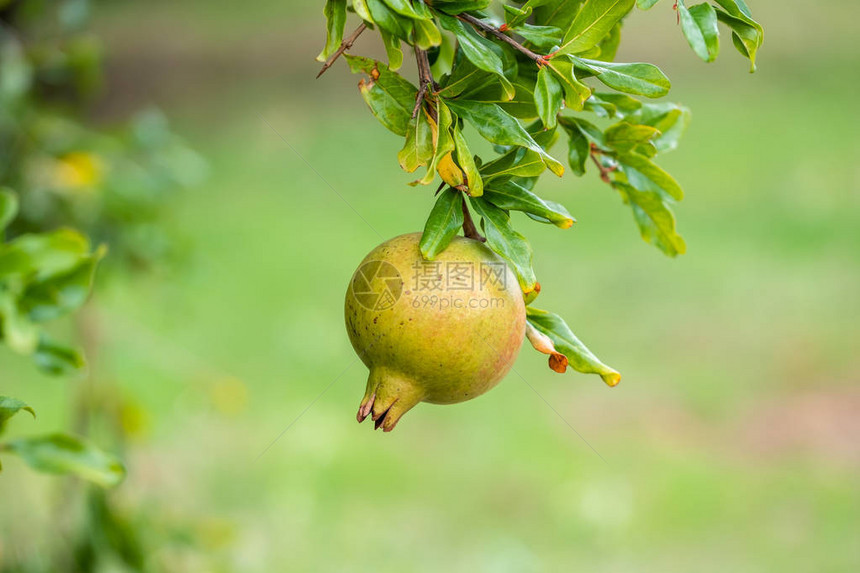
[1, 0, 858, 571]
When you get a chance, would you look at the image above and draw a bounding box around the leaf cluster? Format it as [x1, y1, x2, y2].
[321, 0, 763, 381]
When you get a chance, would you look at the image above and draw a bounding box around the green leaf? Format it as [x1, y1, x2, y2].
[19, 246, 104, 323]
[427, 0, 491, 15]
[514, 24, 564, 51]
[317, 0, 348, 62]
[0, 188, 18, 232]
[353, 0, 375, 23]
[596, 21, 622, 62]
[0, 229, 90, 281]
[556, 0, 635, 56]
[636, 0, 662, 9]
[534, 0, 584, 30]
[546, 58, 592, 111]
[604, 121, 660, 155]
[480, 147, 547, 180]
[437, 13, 515, 100]
[345, 55, 418, 136]
[445, 99, 565, 176]
[3, 433, 125, 487]
[0, 397, 35, 432]
[0, 292, 39, 355]
[366, 0, 413, 37]
[526, 307, 621, 386]
[381, 0, 431, 20]
[627, 101, 691, 153]
[618, 152, 684, 201]
[453, 128, 484, 196]
[534, 66, 564, 130]
[558, 116, 606, 147]
[470, 197, 537, 292]
[420, 189, 465, 260]
[483, 179, 575, 229]
[713, 0, 763, 72]
[380, 29, 404, 71]
[564, 124, 589, 177]
[413, 18, 442, 50]
[33, 336, 85, 376]
[398, 108, 435, 173]
[615, 181, 686, 256]
[678, 2, 720, 63]
[586, 92, 642, 118]
[412, 101, 457, 186]
[572, 57, 671, 98]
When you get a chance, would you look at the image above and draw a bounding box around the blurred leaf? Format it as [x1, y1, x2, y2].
[346, 55, 417, 136]
[636, 0, 662, 9]
[679, 2, 720, 63]
[20, 245, 104, 322]
[596, 21, 622, 61]
[33, 336, 85, 376]
[0, 187, 18, 231]
[556, 0, 635, 56]
[572, 57, 671, 98]
[420, 189, 464, 260]
[615, 181, 687, 256]
[0, 228, 91, 281]
[470, 197, 537, 292]
[437, 13, 515, 100]
[559, 119, 590, 176]
[3, 433, 125, 487]
[0, 293, 40, 354]
[618, 152, 684, 201]
[534, 66, 564, 129]
[627, 101, 691, 153]
[526, 307, 621, 386]
[445, 99, 565, 176]
[0, 397, 36, 432]
[483, 179, 575, 228]
[317, 0, 348, 62]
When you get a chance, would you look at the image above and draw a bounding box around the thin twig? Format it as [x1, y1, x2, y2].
[457, 13, 546, 66]
[461, 197, 486, 242]
[317, 23, 368, 79]
[590, 144, 617, 185]
[412, 47, 436, 120]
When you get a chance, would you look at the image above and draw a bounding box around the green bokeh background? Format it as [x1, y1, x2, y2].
[2, 1, 859, 571]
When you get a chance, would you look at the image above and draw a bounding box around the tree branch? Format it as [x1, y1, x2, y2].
[461, 197, 486, 242]
[316, 23, 368, 79]
[457, 13, 546, 66]
[412, 47, 437, 120]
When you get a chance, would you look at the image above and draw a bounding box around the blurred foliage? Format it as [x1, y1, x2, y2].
[0, 0, 206, 273]
[1, 1, 212, 572]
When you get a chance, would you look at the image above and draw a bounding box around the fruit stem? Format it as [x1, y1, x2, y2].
[461, 197, 486, 242]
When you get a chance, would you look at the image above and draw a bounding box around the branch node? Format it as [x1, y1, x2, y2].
[316, 23, 368, 79]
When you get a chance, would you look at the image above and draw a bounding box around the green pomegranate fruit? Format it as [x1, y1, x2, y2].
[345, 232, 526, 432]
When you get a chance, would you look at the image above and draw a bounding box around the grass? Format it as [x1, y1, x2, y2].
[2, 1, 859, 571]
